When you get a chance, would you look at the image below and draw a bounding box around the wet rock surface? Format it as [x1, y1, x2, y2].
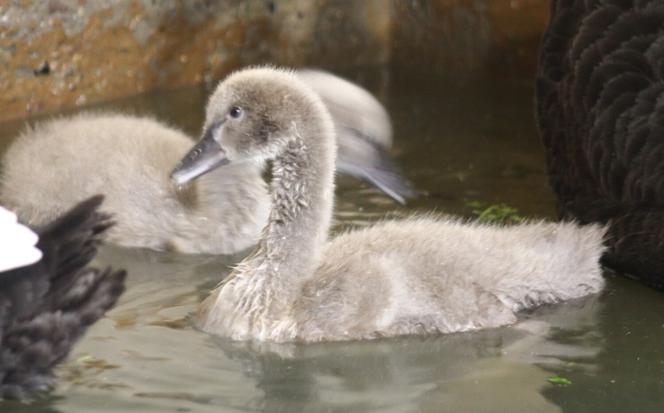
[0, 0, 546, 122]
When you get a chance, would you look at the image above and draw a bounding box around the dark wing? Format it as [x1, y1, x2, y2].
[536, 0, 664, 287]
[0, 195, 126, 400]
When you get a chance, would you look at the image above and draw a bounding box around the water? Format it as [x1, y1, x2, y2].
[1, 66, 663, 413]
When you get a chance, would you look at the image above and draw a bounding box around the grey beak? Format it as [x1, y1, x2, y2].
[170, 126, 229, 186]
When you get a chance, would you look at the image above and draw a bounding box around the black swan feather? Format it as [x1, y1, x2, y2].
[0, 195, 125, 400]
[536, 0, 664, 288]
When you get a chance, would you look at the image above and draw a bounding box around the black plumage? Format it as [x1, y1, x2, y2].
[0, 195, 125, 400]
[536, 0, 664, 288]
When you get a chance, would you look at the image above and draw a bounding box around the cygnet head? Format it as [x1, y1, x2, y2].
[171, 67, 331, 185]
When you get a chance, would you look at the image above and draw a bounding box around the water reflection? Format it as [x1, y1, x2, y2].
[213, 327, 550, 412]
[543, 276, 664, 412]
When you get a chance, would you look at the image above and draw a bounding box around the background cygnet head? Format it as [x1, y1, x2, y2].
[171, 68, 334, 185]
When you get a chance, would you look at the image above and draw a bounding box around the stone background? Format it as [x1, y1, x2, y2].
[0, 0, 547, 122]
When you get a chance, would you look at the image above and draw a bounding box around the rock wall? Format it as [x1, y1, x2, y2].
[0, 0, 547, 122]
[0, 0, 391, 121]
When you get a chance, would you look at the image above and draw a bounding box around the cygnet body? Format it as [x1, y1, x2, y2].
[1, 114, 268, 254]
[170, 67, 606, 343]
[0, 70, 409, 254]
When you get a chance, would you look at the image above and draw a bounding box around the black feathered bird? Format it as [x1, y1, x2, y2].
[0, 195, 125, 400]
[536, 0, 664, 288]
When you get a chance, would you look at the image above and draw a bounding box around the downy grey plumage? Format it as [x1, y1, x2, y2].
[0, 70, 411, 254]
[171, 67, 607, 343]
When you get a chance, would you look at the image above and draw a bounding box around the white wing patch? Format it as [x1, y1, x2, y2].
[0, 205, 42, 272]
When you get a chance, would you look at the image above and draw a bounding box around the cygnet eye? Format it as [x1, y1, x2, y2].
[229, 106, 243, 119]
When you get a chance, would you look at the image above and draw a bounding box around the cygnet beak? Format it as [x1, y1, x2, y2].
[170, 125, 230, 186]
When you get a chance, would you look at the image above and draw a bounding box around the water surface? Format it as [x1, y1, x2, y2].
[1, 65, 662, 413]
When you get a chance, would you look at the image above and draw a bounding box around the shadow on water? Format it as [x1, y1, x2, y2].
[0, 61, 661, 412]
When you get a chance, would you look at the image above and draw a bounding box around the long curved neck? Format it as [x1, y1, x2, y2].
[198, 84, 337, 339]
[254, 118, 336, 281]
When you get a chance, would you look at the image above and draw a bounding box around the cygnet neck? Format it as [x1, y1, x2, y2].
[249, 106, 336, 282]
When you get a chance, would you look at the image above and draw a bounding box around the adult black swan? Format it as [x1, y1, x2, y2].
[0, 195, 125, 400]
[536, 0, 664, 288]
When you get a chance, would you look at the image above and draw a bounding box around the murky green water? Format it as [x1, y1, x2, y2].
[1, 65, 663, 413]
